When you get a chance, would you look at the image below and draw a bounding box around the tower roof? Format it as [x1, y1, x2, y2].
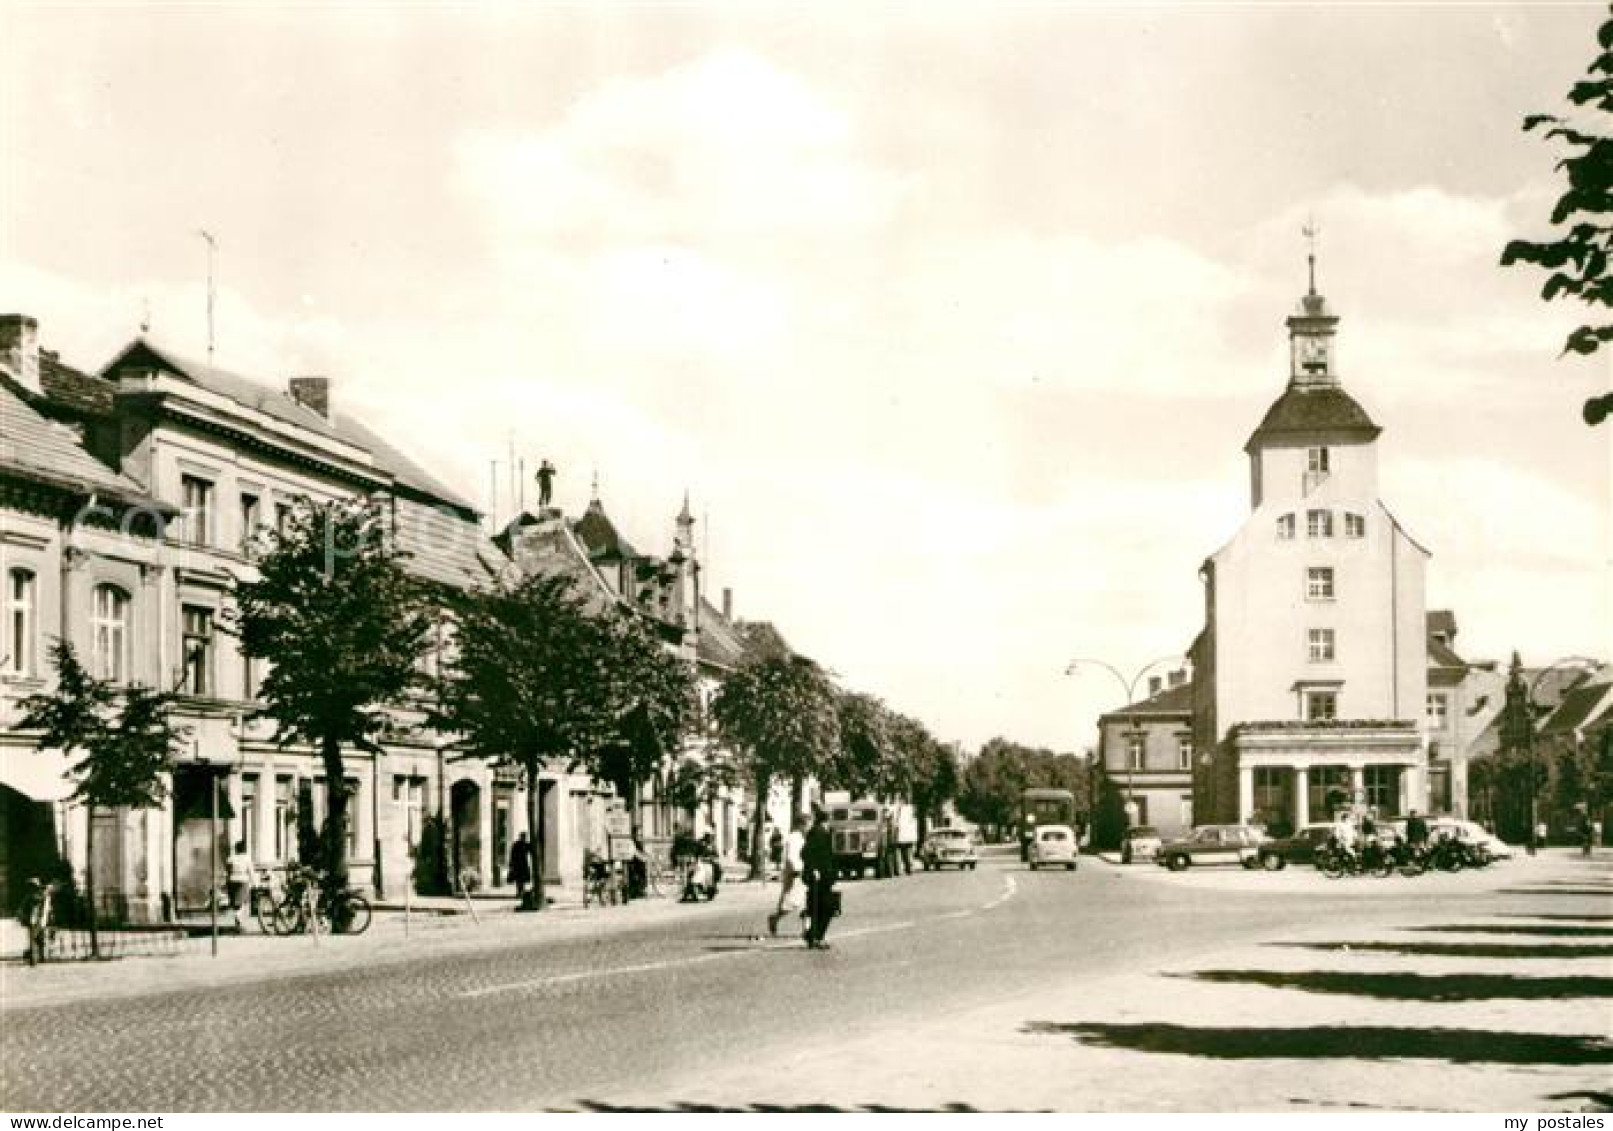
[1243, 384, 1381, 453]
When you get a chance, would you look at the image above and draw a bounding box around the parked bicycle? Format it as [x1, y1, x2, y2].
[263, 863, 372, 935]
[583, 853, 621, 908]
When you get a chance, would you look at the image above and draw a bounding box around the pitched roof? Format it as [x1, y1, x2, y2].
[0, 376, 160, 506]
[1539, 680, 1613, 737]
[1428, 636, 1467, 671]
[333, 411, 474, 512]
[695, 595, 748, 669]
[39, 352, 116, 415]
[1244, 385, 1381, 453]
[1101, 681, 1193, 720]
[572, 499, 639, 561]
[393, 496, 506, 591]
[103, 339, 349, 443]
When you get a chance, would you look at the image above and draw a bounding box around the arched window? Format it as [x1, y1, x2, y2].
[6, 568, 36, 676]
[91, 584, 130, 682]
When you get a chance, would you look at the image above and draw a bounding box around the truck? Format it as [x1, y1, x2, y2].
[825, 799, 885, 879]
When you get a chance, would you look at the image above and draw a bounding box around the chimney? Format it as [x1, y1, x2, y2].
[1147, 675, 1162, 697]
[288, 376, 330, 419]
[722, 588, 733, 621]
[1168, 669, 1186, 688]
[0, 314, 41, 394]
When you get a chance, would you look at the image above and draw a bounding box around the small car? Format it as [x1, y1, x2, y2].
[1428, 817, 1515, 861]
[920, 828, 979, 870]
[1029, 824, 1079, 870]
[1256, 823, 1335, 870]
[1156, 824, 1264, 871]
[1120, 825, 1163, 864]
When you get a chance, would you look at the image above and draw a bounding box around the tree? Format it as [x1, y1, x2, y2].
[957, 738, 1093, 841]
[711, 652, 840, 881]
[19, 641, 185, 956]
[594, 612, 700, 830]
[437, 571, 694, 907]
[824, 691, 896, 799]
[1500, 11, 1613, 422]
[230, 497, 431, 924]
[897, 719, 959, 838]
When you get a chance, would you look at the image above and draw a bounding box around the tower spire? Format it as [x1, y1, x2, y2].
[1303, 216, 1319, 296]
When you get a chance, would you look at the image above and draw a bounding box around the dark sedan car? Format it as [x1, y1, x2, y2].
[1255, 823, 1335, 870]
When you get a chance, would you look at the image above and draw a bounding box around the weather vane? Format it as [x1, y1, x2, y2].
[1302, 216, 1320, 295]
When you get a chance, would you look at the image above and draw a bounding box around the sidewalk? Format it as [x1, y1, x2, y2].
[0, 877, 783, 1011]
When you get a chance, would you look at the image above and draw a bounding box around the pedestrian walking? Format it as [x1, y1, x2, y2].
[226, 840, 252, 911]
[896, 803, 918, 875]
[768, 825, 784, 877]
[508, 832, 533, 908]
[767, 814, 807, 937]
[801, 806, 838, 950]
[1405, 809, 1429, 848]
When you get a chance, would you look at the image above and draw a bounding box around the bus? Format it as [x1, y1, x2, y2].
[1020, 788, 1081, 862]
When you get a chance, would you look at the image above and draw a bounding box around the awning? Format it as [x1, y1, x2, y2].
[0, 745, 76, 803]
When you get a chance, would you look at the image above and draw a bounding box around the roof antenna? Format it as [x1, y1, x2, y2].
[1302, 216, 1320, 296]
[196, 229, 217, 364]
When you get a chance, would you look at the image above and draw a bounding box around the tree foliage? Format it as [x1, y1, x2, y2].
[19, 641, 184, 810]
[957, 737, 1093, 836]
[437, 570, 697, 900]
[230, 496, 431, 913]
[1500, 14, 1613, 363]
[711, 652, 840, 877]
[19, 641, 186, 949]
[824, 690, 895, 798]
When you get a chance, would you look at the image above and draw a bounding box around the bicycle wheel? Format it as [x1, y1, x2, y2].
[340, 893, 372, 935]
[272, 893, 308, 935]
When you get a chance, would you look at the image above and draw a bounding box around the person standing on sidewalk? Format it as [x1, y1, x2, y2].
[802, 806, 838, 950]
[768, 814, 807, 936]
[508, 832, 533, 909]
[896, 803, 918, 876]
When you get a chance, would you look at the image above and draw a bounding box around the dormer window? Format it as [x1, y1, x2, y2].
[1307, 447, 1329, 474]
[1306, 509, 1333, 538]
[1345, 513, 1366, 539]
[1276, 514, 1295, 540]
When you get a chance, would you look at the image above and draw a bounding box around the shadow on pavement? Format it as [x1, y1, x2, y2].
[1497, 889, 1613, 897]
[1022, 1022, 1613, 1064]
[1410, 925, 1613, 937]
[1548, 1091, 1613, 1112]
[1281, 941, 1613, 958]
[1177, 970, 1613, 1001]
[565, 1101, 988, 1112]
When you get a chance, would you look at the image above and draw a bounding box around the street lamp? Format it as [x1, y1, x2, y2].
[1065, 655, 1185, 828]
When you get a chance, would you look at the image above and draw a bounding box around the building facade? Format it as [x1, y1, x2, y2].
[1096, 673, 1194, 840]
[2, 316, 517, 921]
[1190, 282, 1430, 829]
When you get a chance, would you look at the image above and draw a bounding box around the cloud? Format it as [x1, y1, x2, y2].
[454, 47, 910, 244]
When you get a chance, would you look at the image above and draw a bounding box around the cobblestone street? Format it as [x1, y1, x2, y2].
[3, 850, 1608, 1111]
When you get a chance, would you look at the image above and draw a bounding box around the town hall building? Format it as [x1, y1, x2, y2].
[1189, 270, 1430, 832]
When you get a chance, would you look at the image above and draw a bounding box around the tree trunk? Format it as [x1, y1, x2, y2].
[751, 768, 769, 882]
[527, 755, 544, 912]
[85, 809, 100, 959]
[790, 774, 805, 818]
[321, 735, 352, 930]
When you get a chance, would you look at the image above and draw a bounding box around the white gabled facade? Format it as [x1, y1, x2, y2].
[1191, 281, 1430, 830]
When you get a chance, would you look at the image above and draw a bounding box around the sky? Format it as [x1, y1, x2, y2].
[3, 2, 1609, 754]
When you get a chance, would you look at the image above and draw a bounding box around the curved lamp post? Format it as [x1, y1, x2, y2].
[1065, 655, 1185, 826]
[1521, 656, 1602, 855]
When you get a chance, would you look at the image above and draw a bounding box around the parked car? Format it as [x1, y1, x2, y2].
[920, 828, 979, 870]
[1120, 825, 1163, 864]
[1028, 824, 1079, 870]
[1156, 824, 1264, 871]
[1256, 823, 1335, 870]
[1429, 817, 1514, 862]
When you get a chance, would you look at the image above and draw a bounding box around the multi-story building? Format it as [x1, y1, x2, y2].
[1095, 671, 1194, 839]
[2, 315, 512, 921]
[1190, 277, 1430, 827]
